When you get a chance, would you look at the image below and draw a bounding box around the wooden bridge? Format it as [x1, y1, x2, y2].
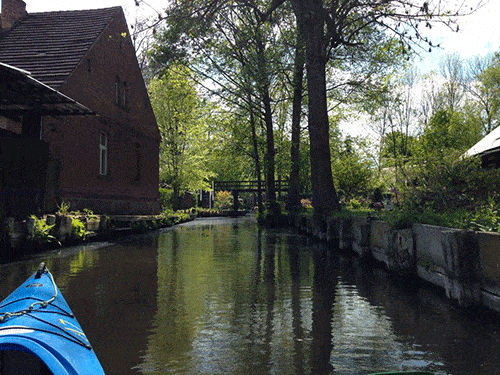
[213, 180, 289, 193]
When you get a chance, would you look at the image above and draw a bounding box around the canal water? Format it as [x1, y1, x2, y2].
[1, 216, 500, 374]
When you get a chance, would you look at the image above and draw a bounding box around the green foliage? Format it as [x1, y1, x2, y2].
[71, 218, 88, 241]
[57, 201, 70, 215]
[331, 134, 375, 202]
[478, 54, 500, 132]
[214, 190, 232, 210]
[385, 155, 500, 231]
[463, 195, 500, 232]
[418, 108, 483, 161]
[332, 154, 374, 201]
[159, 187, 173, 211]
[159, 210, 191, 225]
[82, 208, 98, 221]
[380, 131, 418, 167]
[30, 215, 58, 246]
[346, 198, 363, 210]
[149, 66, 214, 198]
[401, 155, 500, 213]
[380, 206, 469, 229]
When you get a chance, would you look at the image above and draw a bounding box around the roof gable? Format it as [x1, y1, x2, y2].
[0, 7, 120, 88]
[465, 126, 500, 157]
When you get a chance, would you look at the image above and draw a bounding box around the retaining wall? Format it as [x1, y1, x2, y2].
[2, 213, 194, 257]
[296, 213, 500, 312]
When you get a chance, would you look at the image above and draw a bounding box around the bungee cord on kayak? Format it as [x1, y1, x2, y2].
[0, 263, 93, 350]
[0, 263, 60, 323]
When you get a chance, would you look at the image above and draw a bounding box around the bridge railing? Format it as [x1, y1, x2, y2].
[213, 180, 289, 192]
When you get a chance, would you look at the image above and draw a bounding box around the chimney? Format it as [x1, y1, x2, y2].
[1, 0, 27, 31]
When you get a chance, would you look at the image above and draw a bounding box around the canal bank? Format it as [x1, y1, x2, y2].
[1, 209, 249, 261]
[294, 213, 500, 313]
[1, 212, 194, 260]
[6, 208, 500, 316]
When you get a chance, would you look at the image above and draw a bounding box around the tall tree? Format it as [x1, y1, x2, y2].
[419, 108, 482, 161]
[287, 27, 306, 214]
[150, 0, 294, 216]
[439, 53, 466, 111]
[284, 0, 481, 218]
[288, 0, 339, 217]
[476, 53, 500, 133]
[149, 66, 213, 210]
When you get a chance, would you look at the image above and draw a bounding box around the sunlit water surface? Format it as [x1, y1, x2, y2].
[1, 216, 500, 374]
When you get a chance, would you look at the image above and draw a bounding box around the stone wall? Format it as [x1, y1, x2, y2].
[296, 213, 500, 312]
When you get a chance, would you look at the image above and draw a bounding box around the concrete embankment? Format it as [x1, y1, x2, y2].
[2, 213, 195, 257]
[295, 213, 500, 312]
[2, 210, 247, 258]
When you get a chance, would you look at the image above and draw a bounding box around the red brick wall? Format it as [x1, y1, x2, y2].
[43, 116, 160, 214]
[42, 9, 160, 215]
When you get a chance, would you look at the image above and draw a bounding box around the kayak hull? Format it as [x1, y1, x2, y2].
[0, 264, 105, 374]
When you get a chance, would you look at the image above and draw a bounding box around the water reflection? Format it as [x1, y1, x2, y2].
[137, 218, 439, 375]
[1, 217, 500, 374]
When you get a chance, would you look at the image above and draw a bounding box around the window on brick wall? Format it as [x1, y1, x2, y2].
[122, 81, 128, 109]
[115, 76, 128, 109]
[115, 77, 120, 106]
[100, 131, 108, 176]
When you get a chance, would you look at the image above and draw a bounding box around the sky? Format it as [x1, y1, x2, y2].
[413, 0, 500, 73]
[24, 0, 500, 74]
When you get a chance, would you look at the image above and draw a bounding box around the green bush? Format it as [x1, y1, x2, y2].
[401, 155, 500, 212]
[347, 198, 363, 210]
[383, 155, 500, 231]
[380, 206, 468, 229]
[159, 187, 173, 210]
[71, 218, 88, 241]
[57, 201, 70, 215]
[31, 215, 58, 246]
[463, 195, 500, 232]
[214, 190, 232, 210]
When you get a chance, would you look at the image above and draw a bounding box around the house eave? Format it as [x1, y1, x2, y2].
[0, 62, 94, 117]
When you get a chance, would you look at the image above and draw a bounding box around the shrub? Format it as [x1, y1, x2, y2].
[71, 218, 88, 241]
[463, 195, 500, 232]
[400, 155, 500, 213]
[82, 208, 98, 220]
[30, 215, 58, 246]
[347, 198, 362, 210]
[383, 155, 500, 231]
[159, 187, 173, 210]
[57, 201, 70, 215]
[214, 190, 232, 210]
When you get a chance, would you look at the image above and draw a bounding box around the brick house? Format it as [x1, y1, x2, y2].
[0, 0, 161, 216]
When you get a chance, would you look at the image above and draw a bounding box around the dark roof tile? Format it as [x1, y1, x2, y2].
[0, 7, 121, 89]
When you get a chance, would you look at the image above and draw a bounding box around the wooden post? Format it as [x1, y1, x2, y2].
[232, 190, 239, 212]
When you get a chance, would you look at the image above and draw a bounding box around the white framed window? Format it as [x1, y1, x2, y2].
[100, 131, 108, 175]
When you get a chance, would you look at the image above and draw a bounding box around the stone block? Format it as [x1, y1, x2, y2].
[352, 216, 370, 256]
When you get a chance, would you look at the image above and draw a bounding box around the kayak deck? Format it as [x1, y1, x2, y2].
[0, 263, 104, 374]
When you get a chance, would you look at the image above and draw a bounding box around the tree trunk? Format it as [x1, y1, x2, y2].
[290, 0, 340, 218]
[248, 92, 264, 214]
[256, 34, 280, 216]
[287, 29, 305, 214]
